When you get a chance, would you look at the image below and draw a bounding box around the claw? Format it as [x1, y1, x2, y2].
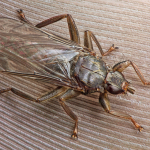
[138, 126, 144, 132]
[103, 44, 119, 56]
[111, 44, 119, 50]
[131, 118, 143, 132]
[17, 9, 33, 25]
[71, 132, 78, 140]
[115, 46, 119, 49]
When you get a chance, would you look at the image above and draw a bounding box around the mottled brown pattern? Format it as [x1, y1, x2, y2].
[0, 0, 150, 150]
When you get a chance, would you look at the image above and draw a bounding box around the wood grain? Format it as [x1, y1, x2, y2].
[0, 0, 150, 149]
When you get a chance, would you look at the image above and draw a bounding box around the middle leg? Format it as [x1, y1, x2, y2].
[59, 89, 80, 139]
[84, 30, 118, 56]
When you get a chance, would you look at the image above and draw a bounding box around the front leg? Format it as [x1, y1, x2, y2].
[99, 91, 143, 131]
[113, 60, 150, 85]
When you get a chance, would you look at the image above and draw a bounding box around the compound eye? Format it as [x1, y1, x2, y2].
[106, 84, 124, 94]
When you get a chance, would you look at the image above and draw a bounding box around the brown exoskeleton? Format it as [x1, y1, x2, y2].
[0, 9, 149, 139]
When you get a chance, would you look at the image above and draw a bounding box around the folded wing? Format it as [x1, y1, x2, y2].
[0, 17, 85, 89]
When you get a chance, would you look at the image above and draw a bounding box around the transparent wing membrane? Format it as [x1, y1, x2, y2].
[0, 17, 84, 89]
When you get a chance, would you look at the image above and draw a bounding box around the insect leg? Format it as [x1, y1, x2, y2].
[0, 87, 37, 101]
[0, 86, 68, 102]
[17, 9, 33, 25]
[113, 60, 150, 85]
[99, 91, 143, 131]
[37, 86, 69, 101]
[17, 9, 80, 44]
[84, 30, 118, 56]
[59, 89, 80, 139]
[36, 15, 80, 44]
[84, 30, 94, 50]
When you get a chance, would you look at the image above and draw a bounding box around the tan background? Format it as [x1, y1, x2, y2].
[0, 0, 150, 149]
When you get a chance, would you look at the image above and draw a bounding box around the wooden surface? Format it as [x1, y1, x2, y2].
[0, 0, 150, 150]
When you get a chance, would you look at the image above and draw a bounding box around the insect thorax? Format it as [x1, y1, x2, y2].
[74, 55, 107, 92]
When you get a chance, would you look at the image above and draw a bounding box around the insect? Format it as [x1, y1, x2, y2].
[0, 9, 149, 139]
